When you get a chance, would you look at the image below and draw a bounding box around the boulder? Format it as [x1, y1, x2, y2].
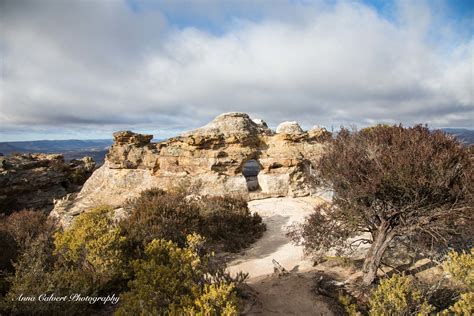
[252, 118, 273, 135]
[276, 121, 304, 134]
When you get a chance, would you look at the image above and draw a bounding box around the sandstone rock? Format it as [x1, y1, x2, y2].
[49, 163, 160, 226]
[52, 113, 329, 226]
[308, 126, 332, 141]
[107, 131, 159, 169]
[252, 118, 273, 135]
[0, 153, 95, 214]
[182, 112, 261, 139]
[276, 121, 304, 134]
[112, 130, 153, 145]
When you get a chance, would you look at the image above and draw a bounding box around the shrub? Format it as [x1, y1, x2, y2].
[197, 195, 265, 251]
[368, 274, 434, 316]
[0, 210, 54, 250]
[439, 292, 474, 315]
[54, 206, 127, 285]
[338, 294, 362, 316]
[115, 234, 240, 315]
[120, 189, 202, 250]
[121, 189, 265, 253]
[438, 249, 474, 315]
[0, 210, 55, 268]
[1, 227, 95, 315]
[443, 249, 474, 289]
[0, 210, 55, 296]
[191, 283, 239, 315]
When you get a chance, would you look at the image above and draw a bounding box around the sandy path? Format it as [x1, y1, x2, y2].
[243, 272, 335, 315]
[227, 197, 335, 315]
[228, 197, 321, 279]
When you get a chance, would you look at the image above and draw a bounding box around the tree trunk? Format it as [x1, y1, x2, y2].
[362, 223, 395, 285]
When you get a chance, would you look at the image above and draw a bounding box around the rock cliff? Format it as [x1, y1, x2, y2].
[0, 154, 95, 214]
[51, 113, 331, 225]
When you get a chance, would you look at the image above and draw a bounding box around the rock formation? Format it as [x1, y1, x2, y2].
[0, 154, 95, 214]
[51, 113, 331, 226]
[276, 121, 304, 134]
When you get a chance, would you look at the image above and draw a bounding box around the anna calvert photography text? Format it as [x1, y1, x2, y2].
[15, 293, 120, 305]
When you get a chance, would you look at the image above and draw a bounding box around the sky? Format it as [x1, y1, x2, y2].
[0, 0, 473, 141]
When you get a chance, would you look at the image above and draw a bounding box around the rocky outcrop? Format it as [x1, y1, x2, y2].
[0, 154, 95, 214]
[276, 121, 304, 134]
[51, 112, 331, 226]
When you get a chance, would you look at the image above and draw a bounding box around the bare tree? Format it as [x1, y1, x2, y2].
[289, 125, 473, 285]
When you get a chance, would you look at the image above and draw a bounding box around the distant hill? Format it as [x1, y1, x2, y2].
[0, 139, 113, 164]
[442, 128, 474, 145]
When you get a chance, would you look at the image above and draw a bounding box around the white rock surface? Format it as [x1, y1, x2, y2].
[276, 121, 304, 134]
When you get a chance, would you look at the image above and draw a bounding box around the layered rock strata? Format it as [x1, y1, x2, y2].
[0, 154, 95, 214]
[51, 113, 331, 225]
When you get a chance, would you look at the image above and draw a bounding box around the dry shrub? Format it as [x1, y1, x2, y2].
[120, 189, 265, 253]
[120, 189, 203, 251]
[197, 195, 265, 251]
[0, 210, 56, 296]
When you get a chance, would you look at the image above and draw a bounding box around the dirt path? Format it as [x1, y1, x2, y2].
[227, 197, 335, 315]
[242, 272, 336, 315]
[228, 197, 320, 278]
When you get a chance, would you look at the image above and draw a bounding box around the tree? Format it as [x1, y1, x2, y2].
[290, 125, 473, 285]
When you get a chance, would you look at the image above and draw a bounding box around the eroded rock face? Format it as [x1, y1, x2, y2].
[106, 130, 158, 169]
[52, 112, 331, 225]
[0, 154, 95, 214]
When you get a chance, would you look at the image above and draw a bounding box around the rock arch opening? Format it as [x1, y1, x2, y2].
[242, 159, 260, 192]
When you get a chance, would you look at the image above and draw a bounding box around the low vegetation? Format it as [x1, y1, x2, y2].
[116, 234, 239, 315]
[337, 249, 474, 315]
[0, 189, 264, 315]
[120, 188, 265, 252]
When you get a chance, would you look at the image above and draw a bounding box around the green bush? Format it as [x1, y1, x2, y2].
[2, 192, 260, 315]
[366, 250, 474, 316]
[438, 249, 474, 315]
[368, 274, 434, 316]
[116, 234, 239, 315]
[1, 228, 95, 315]
[1, 206, 128, 315]
[338, 294, 362, 316]
[54, 205, 127, 284]
[439, 292, 474, 315]
[443, 248, 474, 289]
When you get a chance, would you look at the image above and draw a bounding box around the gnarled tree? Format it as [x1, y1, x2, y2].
[290, 125, 473, 285]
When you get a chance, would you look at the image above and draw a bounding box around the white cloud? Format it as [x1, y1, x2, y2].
[0, 0, 472, 140]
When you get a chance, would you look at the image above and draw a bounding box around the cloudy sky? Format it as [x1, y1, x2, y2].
[0, 0, 472, 141]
